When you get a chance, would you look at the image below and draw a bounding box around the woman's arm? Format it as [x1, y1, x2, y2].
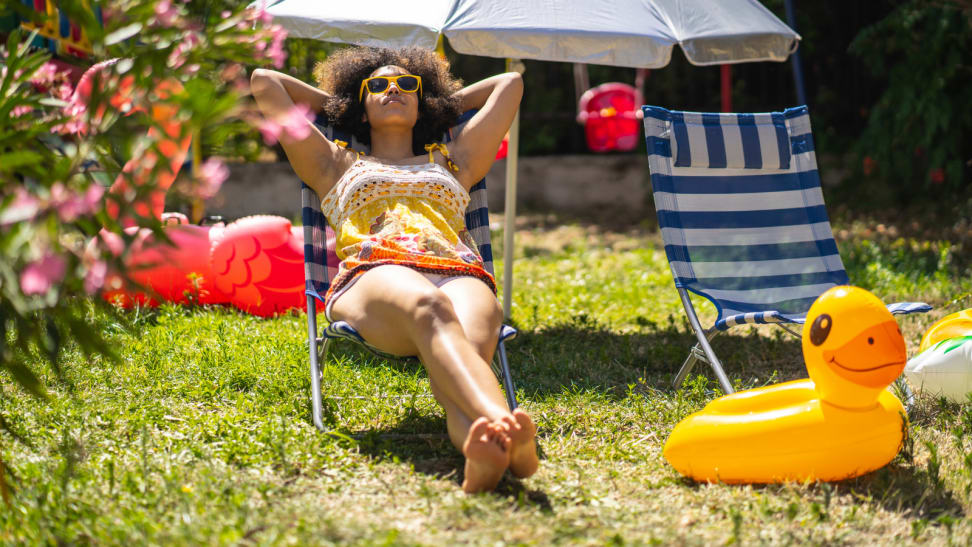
[250, 69, 349, 196]
[447, 72, 523, 188]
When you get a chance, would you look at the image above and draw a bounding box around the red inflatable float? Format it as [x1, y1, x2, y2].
[78, 60, 307, 317]
[99, 215, 306, 317]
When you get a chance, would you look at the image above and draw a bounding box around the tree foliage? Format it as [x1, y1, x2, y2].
[0, 0, 286, 499]
[849, 0, 971, 201]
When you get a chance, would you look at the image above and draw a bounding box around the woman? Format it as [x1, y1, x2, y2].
[251, 47, 537, 493]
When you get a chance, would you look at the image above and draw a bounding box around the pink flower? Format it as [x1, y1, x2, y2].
[54, 83, 73, 100]
[84, 259, 108, 294]
[267, 41, 287, 68]
[49, 183, 104, 222]
[12, 105, 33, 117]
[257, 117, 282, 145]
[20, 254, 67, 295]
[254, 0, 274, 25]
[154, 0, 179, 26]
[84, 183, 106, 209]
[279, 103, 313, 142]
[196, 158, 229, 199]
[0, 187, 40, 226]
[168, 32, 202, 69]
[29, 62, 59, 87]
[266, 24, 288, 68]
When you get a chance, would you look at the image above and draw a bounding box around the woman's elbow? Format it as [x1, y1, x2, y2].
[250, 69, 274, 96]
[504, 72, 523, 98]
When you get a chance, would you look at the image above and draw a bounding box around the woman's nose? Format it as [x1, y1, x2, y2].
[386, 82, 401, 94]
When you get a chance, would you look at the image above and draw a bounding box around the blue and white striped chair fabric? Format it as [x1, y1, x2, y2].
[642, 105, 931, 332]
[300, 110, 518, 428]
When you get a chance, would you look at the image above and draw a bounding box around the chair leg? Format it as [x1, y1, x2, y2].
[673, 329, 719, 389]
[307, 296, 327, 432]
[495, 339, 518, 410]
[675, 288, 734, 394]
[775, 323, 802, 338]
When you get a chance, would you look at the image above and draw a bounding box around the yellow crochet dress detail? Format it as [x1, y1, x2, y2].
[320, 146, 494, 306]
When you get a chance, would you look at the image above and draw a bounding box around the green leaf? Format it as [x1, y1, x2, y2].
[0, 150, 44, 171]
[105, 23, 143, 46]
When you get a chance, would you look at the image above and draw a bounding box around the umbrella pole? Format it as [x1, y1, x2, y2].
[502, 58, 521, 320]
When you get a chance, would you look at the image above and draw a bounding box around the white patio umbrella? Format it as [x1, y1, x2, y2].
[261, 0, 801, 318]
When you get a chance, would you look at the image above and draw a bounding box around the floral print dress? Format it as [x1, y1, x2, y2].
[320, 155, 495, 308]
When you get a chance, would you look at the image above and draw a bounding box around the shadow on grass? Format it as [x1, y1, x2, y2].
[848, 460, 967, 520]
[506, 315, 806, 399]
[347, 410, 553, 510]
[675, 457, 965, 521]
[322, 314, 807, 403]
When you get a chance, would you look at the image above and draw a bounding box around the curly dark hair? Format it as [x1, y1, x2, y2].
[313, 47, 464, 156]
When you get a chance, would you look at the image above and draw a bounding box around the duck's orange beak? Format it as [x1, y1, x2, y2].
[822, 320, 907, 388]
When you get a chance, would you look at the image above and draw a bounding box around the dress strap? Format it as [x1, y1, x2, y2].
[334, 139, 362, 161]
[424, 143, 459, 173]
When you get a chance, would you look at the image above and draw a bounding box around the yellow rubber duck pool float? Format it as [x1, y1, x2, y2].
[663, 286, 908, 484]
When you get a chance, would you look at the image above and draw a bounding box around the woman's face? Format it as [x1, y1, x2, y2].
[361, 65, 419, 130]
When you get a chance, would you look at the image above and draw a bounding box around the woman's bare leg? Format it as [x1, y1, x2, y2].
[329, 265, 511, 492]
[439, 278, 539, 479]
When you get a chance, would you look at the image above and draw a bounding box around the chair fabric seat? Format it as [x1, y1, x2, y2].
[643, 105, 931, 331]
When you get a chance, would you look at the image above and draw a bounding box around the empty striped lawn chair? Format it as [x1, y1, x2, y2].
[641, 105, 931, 394]
[302, 110, 519, 432]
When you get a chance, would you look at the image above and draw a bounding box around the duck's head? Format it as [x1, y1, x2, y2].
[803, 286, 907, 407]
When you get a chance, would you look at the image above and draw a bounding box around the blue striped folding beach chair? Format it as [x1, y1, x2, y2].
[641, 105, 931, 394]
[302, 110, 518, 432]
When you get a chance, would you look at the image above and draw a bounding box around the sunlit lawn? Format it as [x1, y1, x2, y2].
[1, 211, 971, 544]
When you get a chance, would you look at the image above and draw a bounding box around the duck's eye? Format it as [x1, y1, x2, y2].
[810, 313, 832, 346]
[868, 337, 874, 345]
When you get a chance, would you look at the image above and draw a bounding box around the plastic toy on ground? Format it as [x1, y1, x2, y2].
[663, 286, 908, 484]
[904, 309, 972, 402]
[576, 83, 639, 153]
[918, 309, 972, 353]
[99, 215, 307, 317]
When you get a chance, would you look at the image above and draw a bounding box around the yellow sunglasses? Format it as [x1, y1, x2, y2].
[359, 74, 423, 102]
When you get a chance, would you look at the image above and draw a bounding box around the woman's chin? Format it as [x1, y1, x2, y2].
[369, 116, 418, 130]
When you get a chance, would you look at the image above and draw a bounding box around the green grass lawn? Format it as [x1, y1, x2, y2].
[2, 212, 971, 544]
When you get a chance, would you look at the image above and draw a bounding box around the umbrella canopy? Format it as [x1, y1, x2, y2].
[260, 0, 452, 50]
[263, 0, 800, 67]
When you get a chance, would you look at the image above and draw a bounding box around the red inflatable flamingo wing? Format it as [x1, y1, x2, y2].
[211, 215, 306, 317]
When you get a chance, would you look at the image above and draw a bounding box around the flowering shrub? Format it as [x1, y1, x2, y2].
[0, 0, 291, 498]
[850, 1, 971, 201]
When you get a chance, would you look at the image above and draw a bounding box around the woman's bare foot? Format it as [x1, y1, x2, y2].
[461, 417, 510, 493]
[503, 408, 539, 479]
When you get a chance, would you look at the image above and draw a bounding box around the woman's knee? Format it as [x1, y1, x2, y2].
[409, 286, 457, 327]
